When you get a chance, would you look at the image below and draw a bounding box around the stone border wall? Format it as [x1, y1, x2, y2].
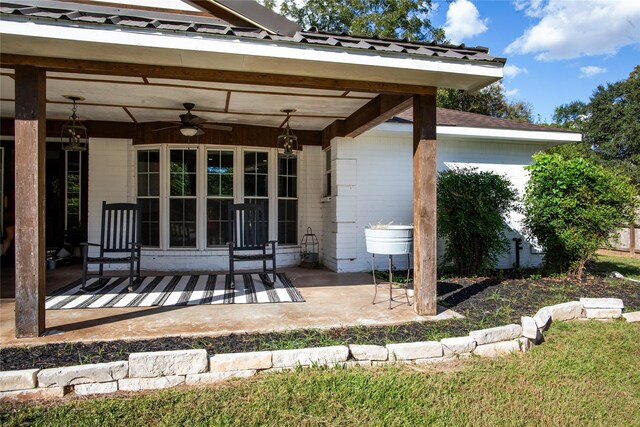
[1, 298, 638, 401]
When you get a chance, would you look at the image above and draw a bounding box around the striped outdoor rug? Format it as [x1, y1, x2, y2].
[45, 273, 304, 310]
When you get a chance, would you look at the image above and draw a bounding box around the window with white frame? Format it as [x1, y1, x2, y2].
[243, 150, 269, 218]
[135, 145, 298, 249]
[136, 149, 160, 247]
[65, 150, 82, 231]
[278, 156, 297, 244]
[169, 148, 198, 248]
[206, 149, 234, 247]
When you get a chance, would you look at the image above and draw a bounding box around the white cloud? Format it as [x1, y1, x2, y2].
[505, 88, 520, 98]
[579, 66, 607, 78]
[443, 0, 488, 45]
[503, 64, 528, 79]
[506, 0, 640, 61]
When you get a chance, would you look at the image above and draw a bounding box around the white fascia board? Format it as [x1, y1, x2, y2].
[371, 122, 582, 144]
[0, 19, 503, 87]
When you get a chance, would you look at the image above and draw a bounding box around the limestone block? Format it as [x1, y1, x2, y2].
[469, 324, 522, 346]
[0, 369, 39, 392]
[129, 349, 208, 378]
[623, 311, 640, 322]
[38, 361, 128, 387]
[349, 344, 388, 361]
[209, 351, 272, 373]
[386, 341, 443, 361]
[521, 316, 543, 342]
[440, 336, 476, 355]
[584, 308, 622, 319]
[118, 375, 185, 391]
[0, 387, 66, 401]
[534, 307, 552, 330]
[186, 370, 256, 386]
[271, 346, 349, 368]
[473, 340, 521, 358]
[74, 381, 118, 396]
[580, 298, 624, 310]
[546, 301, 584, 321]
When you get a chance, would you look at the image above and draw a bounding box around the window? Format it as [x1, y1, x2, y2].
[65, 151, 82, 231]
[206, 150, 234, 246]
[169, 149, 197, 248]
[324, 148, 332, 197]
[243, 150, 269, 217]
[137, 149, 160, 247]
[134, 145, 299, 250]
[278, 156, 297, 244]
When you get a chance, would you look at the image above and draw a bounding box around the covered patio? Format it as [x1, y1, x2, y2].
[0, 264, 460, 347]
[0, 1, 503, 339]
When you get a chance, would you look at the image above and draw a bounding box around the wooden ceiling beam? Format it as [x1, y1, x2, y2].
[321, 93, 416, 146]
[0, 54, 438, 96]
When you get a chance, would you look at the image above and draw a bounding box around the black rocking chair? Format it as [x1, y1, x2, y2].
[81, 201, 142, 291]
[228, 203, 277, 287]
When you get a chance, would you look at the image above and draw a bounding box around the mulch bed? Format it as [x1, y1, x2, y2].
[1, 274, 639, 372]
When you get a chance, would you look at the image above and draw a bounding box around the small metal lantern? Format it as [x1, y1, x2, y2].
[299, 227, 319, 268]
[61, 95, 88, 152]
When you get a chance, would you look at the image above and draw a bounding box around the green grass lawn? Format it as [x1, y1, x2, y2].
[590, 254, 640, 280]
[2, 321, 639, 426]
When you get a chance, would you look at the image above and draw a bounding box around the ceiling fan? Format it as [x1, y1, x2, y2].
[153, 103, 232, 137]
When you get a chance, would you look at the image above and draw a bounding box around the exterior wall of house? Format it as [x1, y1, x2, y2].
[86, 140, 324, 272]
[330, 127, 553, 273]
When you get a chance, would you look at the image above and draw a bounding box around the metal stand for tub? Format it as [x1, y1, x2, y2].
[371, 253, 412, 309]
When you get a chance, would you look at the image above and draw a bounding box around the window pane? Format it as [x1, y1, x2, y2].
[278, 199, 297, 244]
[170, 149, 197, 197]
[137, 174, 148, 196]
[207, 199, 232, 246]
[169, 199, 197, 247]
[138, 198, 160, 247]
[244, 151, 268, 198]
[244, 175, 256, 197]
[208, 150, 234, 197]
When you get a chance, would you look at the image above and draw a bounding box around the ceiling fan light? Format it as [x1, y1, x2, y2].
[180, 125, 198, 137]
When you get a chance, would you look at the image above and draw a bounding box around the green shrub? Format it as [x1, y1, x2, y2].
[523, 153, 638, 276]
[437, 167, 518, 276]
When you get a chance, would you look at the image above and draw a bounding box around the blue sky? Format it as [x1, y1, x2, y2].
[428, 0, 640, 122]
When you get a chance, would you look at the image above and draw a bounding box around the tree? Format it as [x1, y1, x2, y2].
[437, 83, 534, 123]
[523, 153, 638, 277]
[584, 65, 640, 164]
[437, 167, 519, 276]
[552, 100, 588, 130]
[550, 66, 640, 187]
[261, 0, 444, 42]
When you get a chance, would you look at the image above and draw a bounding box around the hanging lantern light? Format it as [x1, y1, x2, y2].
[277, 109, 298, 159]
[61, 95, 88, 151]
[299, 227, 319, 268]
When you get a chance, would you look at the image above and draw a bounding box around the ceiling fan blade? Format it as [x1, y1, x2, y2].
[152, 125, 181, 132]
[189, 116, 207, 125]
[201, 123, 232, 132]
[196, 128, 206, 136]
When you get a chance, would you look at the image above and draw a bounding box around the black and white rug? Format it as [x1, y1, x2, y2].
[46, 273, 304, 310]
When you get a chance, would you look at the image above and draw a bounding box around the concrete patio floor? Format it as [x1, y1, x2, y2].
[0, 262, 461, 347]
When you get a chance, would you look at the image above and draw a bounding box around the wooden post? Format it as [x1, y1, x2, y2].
[412, 94, 437, 315]
[630, 225, 636, 256]
[14, 66, 46, 338]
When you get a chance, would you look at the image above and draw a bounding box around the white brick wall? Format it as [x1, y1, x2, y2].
[87, 138, 133, 260]
[331, 129, 552, 273]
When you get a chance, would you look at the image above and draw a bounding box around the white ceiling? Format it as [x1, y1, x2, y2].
[0, 68, 376, 130]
